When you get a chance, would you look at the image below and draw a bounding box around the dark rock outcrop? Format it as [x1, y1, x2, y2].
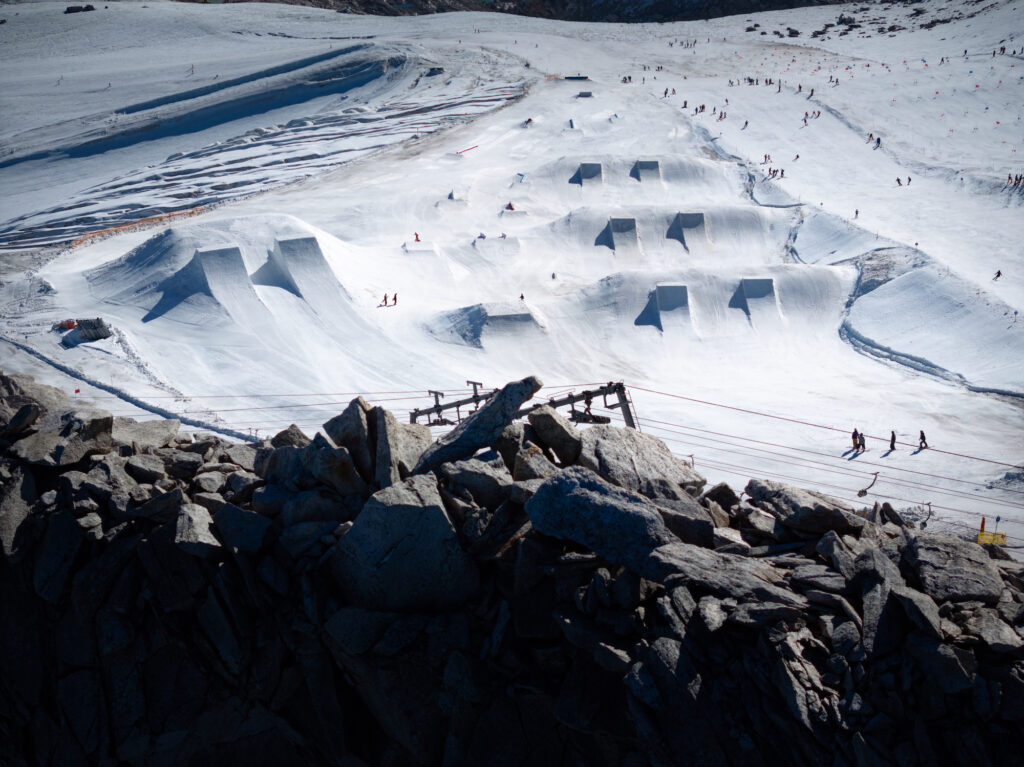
[1, 370, 1021, 767]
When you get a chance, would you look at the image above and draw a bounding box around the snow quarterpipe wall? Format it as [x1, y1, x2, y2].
[630, 160, 661, 182]
[143, 246, 268, 326]
[729, 278, 781, 329]
[253, 237, 352, 323]
[666, 212, 707, 252]
[635, 284, 690, 332]
[432, 302, 544, 349]
[595, 218, 639, 253]
[569, 163, 603, 186]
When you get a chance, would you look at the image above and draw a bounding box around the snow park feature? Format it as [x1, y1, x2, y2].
[1, 1, 1024, 762]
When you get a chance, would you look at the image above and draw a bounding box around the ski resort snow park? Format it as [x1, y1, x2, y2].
[1, 1, 1023, 765]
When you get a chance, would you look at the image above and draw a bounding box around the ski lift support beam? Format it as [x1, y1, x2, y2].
[410, 380, 497, 424]
[515, 382, 636, 429]
[410, 381, 637, 429]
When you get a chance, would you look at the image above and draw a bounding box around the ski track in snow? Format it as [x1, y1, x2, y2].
[1, 0, 1023, 548]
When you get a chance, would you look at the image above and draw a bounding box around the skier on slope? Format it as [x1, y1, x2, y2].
[852, 428, 860, 450]
[889, 431, 896, 451]
[919, 431, 928, 449]
[858, 432, 866, 452]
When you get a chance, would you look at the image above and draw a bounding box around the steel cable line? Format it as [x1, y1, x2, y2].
[638, 419, 1024, 512]
[630, 385, 1021, 469]
[638, 415, 1024, 496]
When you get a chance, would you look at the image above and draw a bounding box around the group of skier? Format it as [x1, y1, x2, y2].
[851, 428, 928, 454]
[1006, 174, 1024, 188]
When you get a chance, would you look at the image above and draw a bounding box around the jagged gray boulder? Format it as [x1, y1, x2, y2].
[0, 402, 41, 440]
[271, 423, 311, 448]
[221, 443, 257, 472]
[644, 542, 805, 606]
[891, 585, 943, 639]
[414, 376, 542, 474]
[525, 467, 677, 575]
[512, 443, 559, 481]
[440, 452, 513, 509]
[374, 408, 432, 489]
[157, 448, 204, 479]
[214, 503, 274, 553]
[323, 396, 374, 483]
[330, 474, 479, 611]
[125, 454, 166, 483]
[11, 408, 113, 467]
[576, 425, 705, 502]
[34, 509, 86, 603]
[526, 405, 581, 465]
[0, 464, 36, 556]
[173, 503, 222, 559]
[111, 416, 180, 450]
[961, 607, 1024, 652]
[653, 496, 715, 548]
[745, 479, 864, 534]
[903, 531, 1004, 604]
[306, 438, 369, 501]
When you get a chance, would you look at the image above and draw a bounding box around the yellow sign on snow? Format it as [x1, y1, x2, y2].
[977, 531, 1007, 545]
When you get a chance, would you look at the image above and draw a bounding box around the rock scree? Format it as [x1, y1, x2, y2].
[1, 369, 1022, 766]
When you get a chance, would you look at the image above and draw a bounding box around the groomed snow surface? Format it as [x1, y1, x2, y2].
[1, 0, 1023, 547]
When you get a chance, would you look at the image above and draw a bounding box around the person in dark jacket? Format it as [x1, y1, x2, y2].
[889, 431, 896, 451]
[919, 430, 928, 449]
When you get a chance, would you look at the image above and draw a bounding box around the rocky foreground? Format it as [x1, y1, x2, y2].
[1, 372, 1023, 766]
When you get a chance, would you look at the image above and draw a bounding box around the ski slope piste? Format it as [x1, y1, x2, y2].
[0, 0, 1021, 545]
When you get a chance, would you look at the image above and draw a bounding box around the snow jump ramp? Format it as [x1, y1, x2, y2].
[143, 246, 268, 326]
[595, 218, 640, 253]
[251, 237, 351, 322]
[729, 278, 781, 328]
[434, 303, 544, 349]
[630, 160, 661, 182]
[666, 212, 707, 252]
[635, 284, 690, 332]
[569, 163, 603, 186]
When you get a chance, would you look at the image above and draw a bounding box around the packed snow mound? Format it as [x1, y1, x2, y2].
[85, 216, 344, 318]
[846, 268, 1024, 395]
[541, 205, 790, 265]
[431, 302, 546, 349]
[792, 210, 895, 266]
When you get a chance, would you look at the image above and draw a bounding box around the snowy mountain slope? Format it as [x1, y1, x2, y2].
[0, 0, 1022, 545]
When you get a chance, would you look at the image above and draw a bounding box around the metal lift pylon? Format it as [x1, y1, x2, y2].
[410, 381, 637, 430]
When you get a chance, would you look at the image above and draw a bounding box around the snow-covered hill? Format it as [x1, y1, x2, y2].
[1, 0, 1022, 546]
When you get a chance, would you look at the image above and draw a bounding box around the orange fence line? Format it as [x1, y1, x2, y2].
[71, 205, 207, 248]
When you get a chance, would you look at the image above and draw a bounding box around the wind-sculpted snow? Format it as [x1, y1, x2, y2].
[0, 39, 524, 250]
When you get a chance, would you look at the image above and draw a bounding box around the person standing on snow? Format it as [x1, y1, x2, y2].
[858, 432, 866, 452]
[392, 293, 398, 306]
[919, 431, 928, 449]
[852, 428, 860, 450]
[889, 431, 896, 451]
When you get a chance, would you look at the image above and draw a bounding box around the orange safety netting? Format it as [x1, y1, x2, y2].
[71, 205, 207, 248]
